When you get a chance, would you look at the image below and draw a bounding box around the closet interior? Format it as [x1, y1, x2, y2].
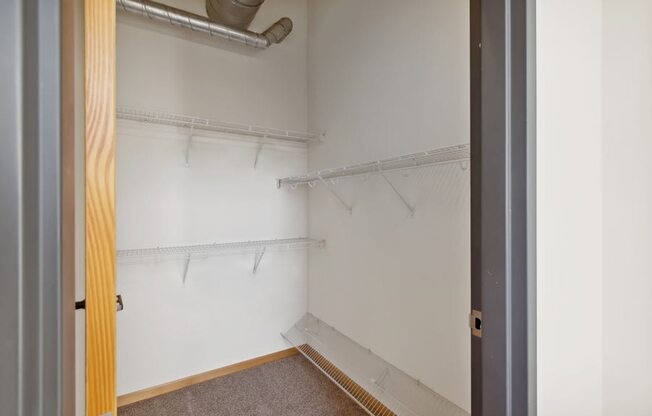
[113, 0, 471, 414]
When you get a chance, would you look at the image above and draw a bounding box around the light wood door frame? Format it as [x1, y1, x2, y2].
[84, 0, 117, 414]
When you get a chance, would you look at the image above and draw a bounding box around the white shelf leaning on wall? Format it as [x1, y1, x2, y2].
[283, 313, 470, 416]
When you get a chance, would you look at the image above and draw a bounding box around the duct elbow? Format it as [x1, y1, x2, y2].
[262, 17, 293, 45]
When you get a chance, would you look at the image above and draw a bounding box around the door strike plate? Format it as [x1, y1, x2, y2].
[75, 295, 124, 312]
[469, 309, 482, 338]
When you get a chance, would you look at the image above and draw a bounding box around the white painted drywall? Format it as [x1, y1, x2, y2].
[115, 0, 310, 395]
[538, 2, 652, 415]
[602, 1, 652, 414]
[536, 1, 604, 415]
[116, 0, 308, 130]
[306, 0, 471, 411]
[115, 127, 308, 395]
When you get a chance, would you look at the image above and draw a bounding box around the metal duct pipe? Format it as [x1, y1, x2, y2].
[206, 0, 265, 30]
[116, 0, 293, 49]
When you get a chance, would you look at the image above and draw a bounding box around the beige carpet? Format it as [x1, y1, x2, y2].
[118, 354, 369, 416]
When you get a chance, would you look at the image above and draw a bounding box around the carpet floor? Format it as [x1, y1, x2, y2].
[118, 354, 369, 416]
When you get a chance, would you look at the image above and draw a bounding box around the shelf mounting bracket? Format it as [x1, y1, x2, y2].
[378, 165, 415, 217]
[318, 175, 352, 215]
[185, 126, 195, 168]
[253, 247, 266, 274]
[253, 142, 264, 169]
[182, 254, 192, 284]
[372, 368, 390, 390]
[253, 131, 268, 169]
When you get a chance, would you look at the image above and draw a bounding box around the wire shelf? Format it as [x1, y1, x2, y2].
[117, 237, 325, 263]
[117, 107, 320, 145]
[277, 144, 470, 188]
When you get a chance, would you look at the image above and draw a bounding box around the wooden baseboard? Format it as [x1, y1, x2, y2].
[117, 348, 299, 407]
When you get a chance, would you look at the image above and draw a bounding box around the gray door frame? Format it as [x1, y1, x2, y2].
[471, 0, 537, 415]
[0, 0, 65, 415]
[0, 0, 536, 414]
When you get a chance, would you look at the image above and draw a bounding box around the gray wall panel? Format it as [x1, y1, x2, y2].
[0, 0, 63, 414]
[0, 0, 22, 413]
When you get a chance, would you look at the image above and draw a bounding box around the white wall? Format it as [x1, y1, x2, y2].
[306, 0, 471, 411]
[602, 1, 652, 414]
[115, 0, 309, 395]
[115, 126, 308, 395]
[536, 1, 604, 415]
[538, 1, 652, 415]
[117, 0, 307, 129]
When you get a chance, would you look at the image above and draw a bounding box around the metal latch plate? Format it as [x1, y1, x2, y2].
[469, 309, 482, 338]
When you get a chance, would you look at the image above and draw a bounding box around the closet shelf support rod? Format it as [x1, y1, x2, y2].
[185, 127, 194, 168]
[182, 254, 192, 284]
[252, 247, 266, 274]
[116, 0, 293, 49]
[318, 175, 353, 215]
[378, 165, 415, 218]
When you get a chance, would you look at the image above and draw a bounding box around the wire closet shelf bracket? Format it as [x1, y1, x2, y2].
[117, 107, 321, 145]
[276, 144, 470, 189]
[117, 237, 325, 282]
[276, 144, 470, 217]
[117, 107, 323, 168]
